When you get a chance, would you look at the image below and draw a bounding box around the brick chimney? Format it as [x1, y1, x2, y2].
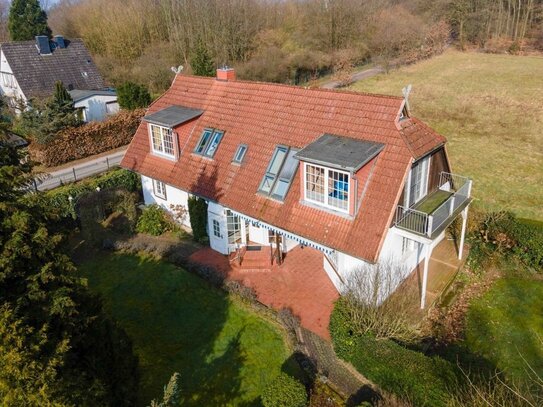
[216, 67, 236, 81]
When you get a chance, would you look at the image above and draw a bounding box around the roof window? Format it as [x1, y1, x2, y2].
[194, 128, 224, 158]
[233, 144, 247, 164]
[258, 145, 299, 201]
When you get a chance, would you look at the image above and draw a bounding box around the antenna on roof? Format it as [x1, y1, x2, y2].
[402, 84, 412, 114]
[171, 65, 184, 75]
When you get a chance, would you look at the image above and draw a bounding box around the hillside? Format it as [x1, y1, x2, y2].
[350, 50, 543, 220]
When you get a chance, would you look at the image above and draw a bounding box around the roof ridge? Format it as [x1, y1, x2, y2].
[177, 74, 404, 102]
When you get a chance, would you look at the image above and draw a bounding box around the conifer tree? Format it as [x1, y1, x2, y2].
[190, 39, 215, 77]
[8, 0, 52, 41]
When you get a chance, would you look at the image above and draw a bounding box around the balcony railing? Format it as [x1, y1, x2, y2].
[395, 172, 472, 238]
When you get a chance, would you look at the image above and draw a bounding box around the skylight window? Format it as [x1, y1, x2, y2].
[233, 144, 248, 164]
[194, 128, 224, 157]
[258, 145, 299, 201]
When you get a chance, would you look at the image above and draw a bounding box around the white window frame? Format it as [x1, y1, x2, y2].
[152, 179, 167, 200]
[212, 219, 221, 238]
[405, 155, 431, 207]
[232, 144, 248, 164]
[1, 72, 16, 89]
[149, 124, 176, 159]
[303, 162, 350, 214]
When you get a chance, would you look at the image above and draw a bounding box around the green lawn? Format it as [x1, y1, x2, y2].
[465, 278, 543, 383]
[78, 252, 299, 406]
[349, 50, 543, 221]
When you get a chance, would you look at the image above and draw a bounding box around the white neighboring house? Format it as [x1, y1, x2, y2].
[122, 68, 473, 309]
[69, 90, 119, 122]
[0, 35, 116, 122]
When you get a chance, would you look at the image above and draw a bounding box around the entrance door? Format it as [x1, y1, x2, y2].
[408, 156, 430, 207]
[226, 210, 243, 253]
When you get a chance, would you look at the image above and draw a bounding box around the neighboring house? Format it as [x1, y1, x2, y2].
[121, 68, 472, 308]
[69, 89, 119, 122]
[0, 35, 116, 121]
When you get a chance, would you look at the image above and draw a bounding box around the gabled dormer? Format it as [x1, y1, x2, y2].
[144, 105, 203, 160]
[295, 134, 384, 217]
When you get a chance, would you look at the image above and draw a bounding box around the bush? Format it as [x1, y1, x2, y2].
[469, 211, 543, 270]
[187, 196, 208, 243]
[117, 82, 152, 110]
[330, 298, 459, 406]
[262, 373, 307, 407]
[43, 168, 141, 219]
[28, 109, 144, 167]
[136, 204, 170, 236]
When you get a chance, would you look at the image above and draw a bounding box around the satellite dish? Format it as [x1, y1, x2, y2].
[171, 65, 184, 74]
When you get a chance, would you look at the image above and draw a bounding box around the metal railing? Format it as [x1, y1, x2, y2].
[395, 172, 472, 237]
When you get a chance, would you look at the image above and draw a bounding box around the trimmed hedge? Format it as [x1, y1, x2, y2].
[43, 168, 141, 218]
[29, 109, 144, 167]
[187, 196, 208, 243]
[261, 373, 307, 407]
[136, 204, 171, 236]
[330, 298, 459, 406]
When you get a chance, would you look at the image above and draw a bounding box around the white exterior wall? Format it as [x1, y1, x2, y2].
[0, 50, 26, 103]
[74, 94, 119, 122]
[141, 175, 191, 229]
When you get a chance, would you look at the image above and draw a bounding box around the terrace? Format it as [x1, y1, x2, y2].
[394, 172, 472, 238]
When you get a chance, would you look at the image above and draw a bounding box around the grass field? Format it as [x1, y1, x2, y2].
[78, 252, 300, 406]
[349, 50, 543, 220]
[465, 277, 543, 383]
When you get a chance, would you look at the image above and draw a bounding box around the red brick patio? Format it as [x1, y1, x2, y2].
[188, 245, 339, 339]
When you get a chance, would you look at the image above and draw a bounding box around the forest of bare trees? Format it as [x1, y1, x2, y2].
[3, 0, 541, 92]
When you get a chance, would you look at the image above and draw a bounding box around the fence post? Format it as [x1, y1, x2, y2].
[106, 157, 110, 169]
[72, 167, 77, 182]
[33, 178, 38, 192]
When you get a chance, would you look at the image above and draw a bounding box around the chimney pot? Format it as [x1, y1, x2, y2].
[216, 67, 236, 81]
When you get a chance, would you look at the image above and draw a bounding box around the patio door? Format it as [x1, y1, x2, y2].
[408, 156, 430, 207]
[226, 210, 243, 253]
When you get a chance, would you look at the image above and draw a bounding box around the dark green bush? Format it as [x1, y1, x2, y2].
[330, 298, 459, 406]
[469, 211, 543, 270]
[136, 204, 170, 236]
[43, 169, 141, 218]
[261, 373, 307, 407]
[187, 196, 208, 243]
[117, 82, 152, 110]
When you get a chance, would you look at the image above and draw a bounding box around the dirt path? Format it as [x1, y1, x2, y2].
[320, 67, 384, 89]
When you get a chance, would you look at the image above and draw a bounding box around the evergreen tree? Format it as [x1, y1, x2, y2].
[117, 82, 152, 110]
[8, 0, 52, 41]
[190, 39, 215, 77]
[0, 137, 140, 405]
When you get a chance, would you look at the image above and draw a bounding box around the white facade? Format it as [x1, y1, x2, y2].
[0, 50, 26, 105]
[74, 94, 119, 122]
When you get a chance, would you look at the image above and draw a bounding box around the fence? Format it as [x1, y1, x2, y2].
[33, 152, 124, 192]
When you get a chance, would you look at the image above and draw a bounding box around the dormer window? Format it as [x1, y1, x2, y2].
[304, 163, 350, 212]
[149, 124, 175, 158]
[194, 128, 224, 158]
[259, 145, 299, 201]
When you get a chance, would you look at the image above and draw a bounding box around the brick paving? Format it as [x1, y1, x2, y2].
[188, 245, 339, 339]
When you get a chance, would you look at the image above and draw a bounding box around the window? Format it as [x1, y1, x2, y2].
[152, 179, 167, 199]
[226, 210, 242, 245]
[258, 146, 299, 201]
[194, 128, 224, 158]
[1, 72, 15, 89]
[212, 219, 221, 238]
[304, 163, 350, 213]
[149, 124, 175, 158]
[233, 144, 247, 164]
[105, 101, 119, 115]
[407, 156, 430, 207]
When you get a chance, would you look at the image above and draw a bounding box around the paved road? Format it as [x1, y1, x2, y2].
[34, 148, 127, 191]
[320, 66, 384, 89]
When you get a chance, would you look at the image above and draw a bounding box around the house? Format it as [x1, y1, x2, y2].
[121, 68, 472, 309]
[0, 35, 117, 121]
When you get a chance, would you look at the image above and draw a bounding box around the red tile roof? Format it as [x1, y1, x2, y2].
[121, 75, 446, 262]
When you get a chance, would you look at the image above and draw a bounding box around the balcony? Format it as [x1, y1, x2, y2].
[394, 172, 472, 238]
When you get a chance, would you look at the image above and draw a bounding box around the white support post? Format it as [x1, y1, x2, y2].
[420, 243, 431, 309]
[458, 206, 469, 260]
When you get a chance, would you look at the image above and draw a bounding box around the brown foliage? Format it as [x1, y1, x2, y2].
[29, 109, 144, 167]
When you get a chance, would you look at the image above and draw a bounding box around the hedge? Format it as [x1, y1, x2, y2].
[29, 109, 145, 167]
[187, 196, 208, 243]
[329, 298, 459, 406]
[43, 168, 141, 218]
[261, 373, 307, 407]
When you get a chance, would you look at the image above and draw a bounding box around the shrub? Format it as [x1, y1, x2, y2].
[262, 373, 307, 407]
[28, 109, 144, 167]
[469, 211, 543, 270]
[187, 196, 208, 243]
[136, 204, 170, 236]
[330, 298, 459, 406]
[117, 82, 152, 110]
